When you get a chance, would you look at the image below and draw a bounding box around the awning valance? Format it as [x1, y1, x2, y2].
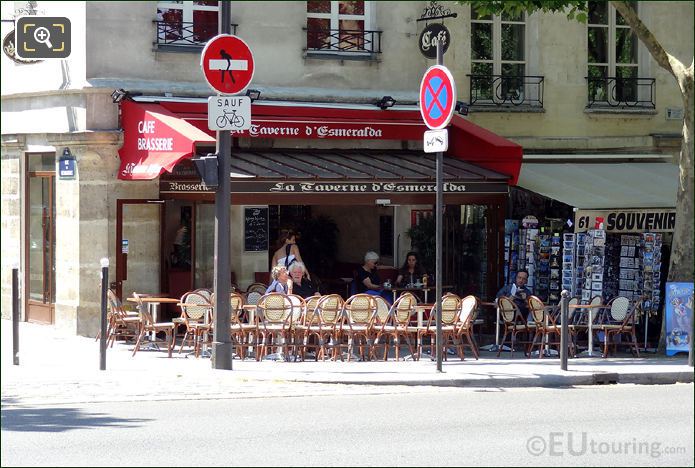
[117, 100, 215, 180]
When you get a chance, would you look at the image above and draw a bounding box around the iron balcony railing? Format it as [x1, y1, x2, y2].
[154, 21, 237, 48]
[586, 76, 656, 109]
[304, 28, 382, 55]
[468, 74, 544, 108]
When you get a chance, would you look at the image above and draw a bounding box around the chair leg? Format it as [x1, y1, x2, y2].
[132, 329, 144, 357]
[166, 328, 174, 358]
[631, 331, 640, 357]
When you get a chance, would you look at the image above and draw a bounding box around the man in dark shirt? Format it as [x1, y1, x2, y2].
[496, 270, 531, 321]
[288, 261, 318, 298]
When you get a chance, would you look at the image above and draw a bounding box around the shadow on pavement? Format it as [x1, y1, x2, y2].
[1, 406, 151, 433]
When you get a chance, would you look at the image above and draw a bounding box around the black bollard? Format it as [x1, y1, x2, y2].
[560, 289, 569, 371]
[99, 258, 109, 370]
[12, 267, 19, 366]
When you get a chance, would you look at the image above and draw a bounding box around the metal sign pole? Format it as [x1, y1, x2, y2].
[435, 40, 443, 372]
[212, 1, 233, 370]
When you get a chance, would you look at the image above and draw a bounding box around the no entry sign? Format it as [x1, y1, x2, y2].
[201, 34, 255, 95]
[419, 65, 456, 130]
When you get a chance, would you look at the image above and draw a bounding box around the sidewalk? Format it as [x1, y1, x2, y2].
[1, 320, 692, 406]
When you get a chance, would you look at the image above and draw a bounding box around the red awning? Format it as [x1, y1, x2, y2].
[448, 115, 523, 185]
[117, 100, 215, 180]
[119, 99, 522, 184]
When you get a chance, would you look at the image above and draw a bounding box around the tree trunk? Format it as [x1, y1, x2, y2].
[612, 2, 694, 352]
[658, 70, 694, 352]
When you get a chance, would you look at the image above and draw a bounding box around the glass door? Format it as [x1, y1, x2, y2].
[25, 154, 56, 323]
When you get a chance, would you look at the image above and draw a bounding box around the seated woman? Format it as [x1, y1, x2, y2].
[265, 265, 291, 294]
[395, 251, 426, 287]
[356, 251, 392, 304]
[288, 261, 319, 299]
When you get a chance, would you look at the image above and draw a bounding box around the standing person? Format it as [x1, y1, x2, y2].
[266, 265, 292, 294]
[395, 251, 426, 287]
[271, 228, 311, 279]
[496, 270, 531, 321]
[356, 251, 392, 304]
[288, 262, 318, 299]
[172, 211, 191, 268]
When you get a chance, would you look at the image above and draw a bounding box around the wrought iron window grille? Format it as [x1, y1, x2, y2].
[585, 76, 656, 109]
[304, 28, 382, 55]
[467, 74, 544, 108]
[417, 0, 458, 22]
[153, 20, 238, 48]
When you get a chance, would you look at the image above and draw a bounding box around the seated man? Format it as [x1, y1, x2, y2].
[496, 270, 531, 321]
[288, 261, 318, 299]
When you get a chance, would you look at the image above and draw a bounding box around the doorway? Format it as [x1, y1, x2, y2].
[25, 153, 56, 323]
[115, 199, 164, 301]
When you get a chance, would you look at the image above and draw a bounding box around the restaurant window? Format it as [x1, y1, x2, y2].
[156, 1, 219, 46]
[470, 8, 526, 103]
[306, 1, 379, 55]
[587, 1, 640, 105]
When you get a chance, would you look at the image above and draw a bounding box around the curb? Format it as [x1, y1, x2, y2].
[248, 370, 695, 388]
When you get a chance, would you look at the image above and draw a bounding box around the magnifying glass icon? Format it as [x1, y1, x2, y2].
[33, 27, 53, 49]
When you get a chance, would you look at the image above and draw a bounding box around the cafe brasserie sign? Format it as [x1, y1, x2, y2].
[160, 180, 508, 194]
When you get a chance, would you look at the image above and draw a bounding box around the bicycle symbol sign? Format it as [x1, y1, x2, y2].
[208, 95, 251, 131]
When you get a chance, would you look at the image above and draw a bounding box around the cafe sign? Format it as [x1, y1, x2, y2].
[574, 208, 676, 233]
[230, 121, 426, 140]
[160, 180, 508, 194]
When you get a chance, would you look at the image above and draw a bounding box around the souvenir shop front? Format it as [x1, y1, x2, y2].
[504, 161, 679, 348]
[114, 98, 523, 310]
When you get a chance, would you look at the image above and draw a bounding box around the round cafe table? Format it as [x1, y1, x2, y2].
[390, 285, 453, 304]
[569, 303, 605, 357]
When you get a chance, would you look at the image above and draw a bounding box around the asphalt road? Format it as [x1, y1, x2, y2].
[2, 383, 693, 466]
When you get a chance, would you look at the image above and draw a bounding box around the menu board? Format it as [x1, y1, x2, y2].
[244, 207, 268, 252]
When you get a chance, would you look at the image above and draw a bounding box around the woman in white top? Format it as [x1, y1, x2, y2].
[271, 229, 311, 279]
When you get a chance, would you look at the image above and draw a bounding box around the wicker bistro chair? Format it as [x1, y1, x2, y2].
[527, 295, 563, 358]
[374, 293, 418, 361]
[496, 296, 535, 358]
[455, 295, 481, 360]
[596, 296, 640, 357]
[99, 290, 140, 347]
[256, 293, 294, 361]
[302, 294, 345, 361]
[177, 291, 213, 357]
[286, 294, 307, 359]
[246, 282, 268, 297]
[341, 294, 377, 361]
[229, 292, 257, 359]
[131, 292, 176, 358]
[294, 294, 322, 361]
[369, 295, 393, 360]
[418, 293, 463, 360]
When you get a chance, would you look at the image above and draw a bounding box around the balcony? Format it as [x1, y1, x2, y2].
[468, 75, 544, 110]
[303, 28, 382, 59]
[586, 76, 656, 109]
[153, 21, 238, 51]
